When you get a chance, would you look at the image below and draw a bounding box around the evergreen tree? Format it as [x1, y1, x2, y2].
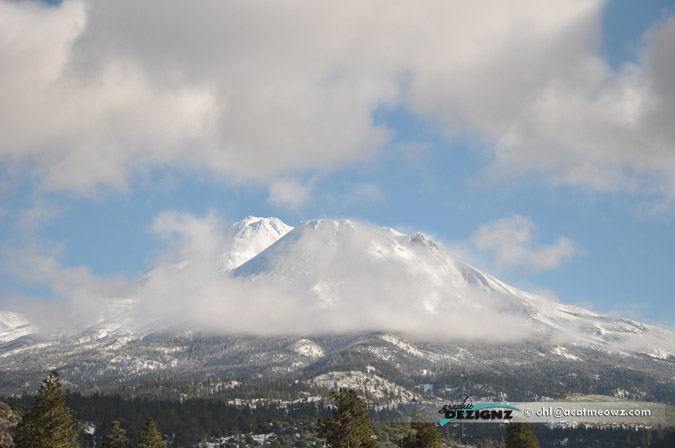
[102, 421, 128, 448]
[505, 422, 538, 448]
[137, 418, 167, 448]
[320, 389, 378, 448]
[0, 401, 20, 448]
[14, 371, 80, 448]
[400, 406, 443, 448]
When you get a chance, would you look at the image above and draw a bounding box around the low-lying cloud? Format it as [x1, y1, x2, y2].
[6, 212, 671, 355]
[4, 246, 133, 332]
[6, 212, 543, 341]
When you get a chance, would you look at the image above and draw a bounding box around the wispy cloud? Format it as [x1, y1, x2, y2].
[3, 243, 132, 332]
[267, 178, 314, 209]
[471, 214, 582, 271]
[152, 208, 229, 263]
[347, 184, 385, 205]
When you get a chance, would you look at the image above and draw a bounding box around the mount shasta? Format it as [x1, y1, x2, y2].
[1, 217, 673, 403]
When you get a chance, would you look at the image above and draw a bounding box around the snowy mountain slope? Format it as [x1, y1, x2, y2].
[0, 312, 33, 343]
[0, 217, 292, 346]
[0, 216, 673, 394]
[3, 217, 673, 356]
[1, 330, 673, 403]
[233, 219, 675, 357]
[309, 370, 416, 401]
[221, 216, 293, 271]
[235, 220, 484, 311]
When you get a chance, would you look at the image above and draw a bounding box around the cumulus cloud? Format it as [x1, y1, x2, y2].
[471, 214, 581, 270]
[0, 0, 392, 196]
[1, 0, 674, 201]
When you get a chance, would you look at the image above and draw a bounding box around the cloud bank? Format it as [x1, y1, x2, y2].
[1, 0, 675, 200]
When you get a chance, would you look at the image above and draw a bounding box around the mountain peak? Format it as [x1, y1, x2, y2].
[298, 219, 356, 231]
[232, 216, 288, 229]
[2, 217, 672, 361]
[221, 216, 293, 271]
[406, 232, 440, 251]
[230, 218, 674, 356]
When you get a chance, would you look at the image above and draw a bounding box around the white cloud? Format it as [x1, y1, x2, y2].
[267, 178, 314, 208]
[0, 0, 674, 201]
[471, 214, 581, 271]
[152, 209, 228, 262]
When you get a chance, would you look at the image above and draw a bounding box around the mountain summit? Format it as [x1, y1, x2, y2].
[221, 216, 293, 271]
[231, 219, 673, 357]
[1, 216, 673, 360]
[0, 216, 673, 398]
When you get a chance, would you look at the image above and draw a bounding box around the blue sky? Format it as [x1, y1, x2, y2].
[1, 0, 674, 328]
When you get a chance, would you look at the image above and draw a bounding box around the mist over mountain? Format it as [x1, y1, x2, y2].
[2, 216, 673, 359]
[1, 215, 674, 407]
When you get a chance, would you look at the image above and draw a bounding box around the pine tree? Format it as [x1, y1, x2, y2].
[505, 422, 538, 448]
[14, 371, 80, 448]
[0, 401, 20, 448]
[102, 421, 128, 448]
[400, 406, 443, 448]
[320, 388, 378, 448]
[137, 418, 166, 448]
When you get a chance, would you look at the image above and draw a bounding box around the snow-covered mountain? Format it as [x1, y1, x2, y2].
[233, 219, 674, 358]
[2, 216, 674, 354]
[221, 216, 293, 271]
[0, 312, 32, 343]
[0, 216, 673, 397]
[0, 216, 292, 344]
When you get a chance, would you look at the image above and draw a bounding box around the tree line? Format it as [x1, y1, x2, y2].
[10, 372, 166, 448]
[5, 371, 675, 447]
